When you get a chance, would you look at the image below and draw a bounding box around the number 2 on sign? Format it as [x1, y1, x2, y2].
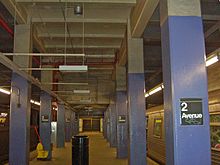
[181, 102, 188, 112]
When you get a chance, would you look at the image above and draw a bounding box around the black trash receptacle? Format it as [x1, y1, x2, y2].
[72, 135, 89, 165]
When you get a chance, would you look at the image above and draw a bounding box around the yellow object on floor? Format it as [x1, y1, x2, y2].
[36, 143, 49, 159]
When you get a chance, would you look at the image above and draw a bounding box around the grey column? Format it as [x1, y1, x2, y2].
[116, 65, 128, 158]
[65, 109, 72, 142]
[9, 24, 32, 165]
[57, 104, 65, 148]
[109, 101, 117, 147]
[160, 1, 211, 164]
[41, 65, 53, 158]
[40, 92, 52, 160]
[127, 38, 146, 165]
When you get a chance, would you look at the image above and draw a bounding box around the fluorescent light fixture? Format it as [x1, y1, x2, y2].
[73, 90, 90, 94]
[145, 83, 164, 98]
[149, 86, 162, 95]
[145, 93, 149, 98]
[30, 99, 41, 106]
[206, 55, 219, 67]
[59, 65, 88, 72]
[0, 88, 11, 95]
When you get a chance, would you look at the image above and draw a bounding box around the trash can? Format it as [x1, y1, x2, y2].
[72, 135, 89, 165]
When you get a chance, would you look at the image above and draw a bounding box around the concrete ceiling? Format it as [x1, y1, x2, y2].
[0, 0, 219, 113]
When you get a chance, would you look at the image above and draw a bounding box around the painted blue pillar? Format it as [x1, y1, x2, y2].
[9, 24, 32, 165]
[9, 74, 31, 165]
[65, 109, 72, 142]
[109, 102, 117, 147]
[103, 111, 107, 139]
[116, 91, 128, 158]
[160, 1, 211, 165]
[106, 109, 111, 142]
[127, 38, 146, 165]
[40, 92, 52, 160]
[57, 104, 65, 148]
[71, 112, 76, 136]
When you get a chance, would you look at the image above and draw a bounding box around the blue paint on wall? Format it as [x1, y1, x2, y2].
[40, 92, 52, 160]
[57, 104, 65, 148]
[127, 73, 146, 165]
[161, 16, 211, 165]
[110, 103, 117, 147]
[65, 110, 72, 142]
[9, 73, 31, 165]
[116, 91, 128, 158]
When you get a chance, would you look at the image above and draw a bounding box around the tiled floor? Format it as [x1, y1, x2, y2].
[30, 132, 127, 165]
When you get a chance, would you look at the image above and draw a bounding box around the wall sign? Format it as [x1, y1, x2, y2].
[41, 115, 49, 122]
[180, 98, 203, 125]
[118, 115, 126, 123]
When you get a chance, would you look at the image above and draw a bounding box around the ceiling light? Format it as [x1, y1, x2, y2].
[0, 88, 11, 95]
[149, 86, 162, 95]
[145, 83, 164, 98]
[74, 5, 83, 16]
[145, 93, 149, 98]
[59, 65, 88, 72]
[73, 90, 90, 94]
[30, 99, 41, 106]
[206, 55, 219, 67]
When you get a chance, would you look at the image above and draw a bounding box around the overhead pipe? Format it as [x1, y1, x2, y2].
[41, 61, 115, 67]
[0, 16, 41, 65]
[0, 16, 13, 37]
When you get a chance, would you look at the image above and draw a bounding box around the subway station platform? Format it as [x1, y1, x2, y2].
[30, 132, 127, 165]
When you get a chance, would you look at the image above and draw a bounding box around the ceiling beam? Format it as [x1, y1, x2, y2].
[16, 0, 136, 4]
[38, 33, 124, 39]
[205, 21, 220, 38]
[45, 45, 120, 49]
[1, 0, 27, 24]
[202, 15, 220, 21]
[32, 18, 127, 24]
[130, 0, 159, 37]
[1, 0, 46, 53]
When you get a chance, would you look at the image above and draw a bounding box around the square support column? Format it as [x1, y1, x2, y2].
[109, 102, 117, 147]
[65, 109, 72, 142]
[106, 109, 111, 142]
[116, 65, 128, 158]
[160, 1, 211, 165]
[9, 74, 31, 165]
[57, 104, 65, 148]
[40, 92, 52, 160]
[9, 24, 32, 165]
[127, 38, 146, 165]
[116, 91, 128, 158]
[71, 112, 76, 136]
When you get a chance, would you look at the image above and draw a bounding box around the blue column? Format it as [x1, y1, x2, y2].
[71, 112, 76, 136]
[40, 92, 52, 160]
[127, 38, 146, 165]
[109, 103, 117, 147]
[103, 111, 107, 139]
[160, 1, 211, 165]
[57, 104, 65, 148]
[9, 73, 31, 165]
[65, 110, 72, 142]
[75, 114, 79, 135]
[106, 109, 111, 143]
[116, 91, 128, 158]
